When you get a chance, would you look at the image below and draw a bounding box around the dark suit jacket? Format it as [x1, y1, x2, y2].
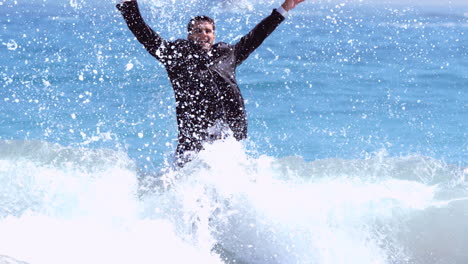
[117, 1, 285, 156]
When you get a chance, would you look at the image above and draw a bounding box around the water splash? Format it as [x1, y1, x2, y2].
[3, 40, 18, 51]
[1, 138, 467, 264]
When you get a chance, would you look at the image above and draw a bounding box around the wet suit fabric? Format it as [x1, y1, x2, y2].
[117, 1, 285, 160]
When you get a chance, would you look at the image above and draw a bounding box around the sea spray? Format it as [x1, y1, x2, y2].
[0, 140, 223, 264]
[1, 139, 467, 263]
[139, 138, 467, 264]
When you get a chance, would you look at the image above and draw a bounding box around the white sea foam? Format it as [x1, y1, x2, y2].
[0, 140, 222, 264]
[0, 139, 466, 264]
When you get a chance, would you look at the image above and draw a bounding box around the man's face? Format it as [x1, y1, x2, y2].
[188, 21, 215, 51]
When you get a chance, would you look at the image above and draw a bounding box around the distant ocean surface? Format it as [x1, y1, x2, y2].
[1, 0, 467, 264]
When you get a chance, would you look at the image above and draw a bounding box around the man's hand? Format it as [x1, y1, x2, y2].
[281, 0, 305, 11]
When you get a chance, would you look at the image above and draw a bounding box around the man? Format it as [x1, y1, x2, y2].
[117, 0, 304, 165]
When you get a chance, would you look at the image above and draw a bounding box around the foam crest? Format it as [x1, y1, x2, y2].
[140, 139, 449, 263]
[0, 215, 223, 264]
[0, 140, 223, 264]
[1, 139, 466, 264]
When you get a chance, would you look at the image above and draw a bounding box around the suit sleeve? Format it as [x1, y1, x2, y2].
[233, 9, 285, 65]
[116, 1, 171, 62]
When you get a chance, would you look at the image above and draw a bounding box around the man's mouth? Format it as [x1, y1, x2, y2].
[196, 40, 211, 49]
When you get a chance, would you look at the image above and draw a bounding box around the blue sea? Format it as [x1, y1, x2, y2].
[1, 0, 467, 263]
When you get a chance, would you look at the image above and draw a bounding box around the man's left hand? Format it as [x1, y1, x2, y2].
[281, 0, 306, 11]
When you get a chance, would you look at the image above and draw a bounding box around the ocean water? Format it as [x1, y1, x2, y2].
[1, 0, 467, 263]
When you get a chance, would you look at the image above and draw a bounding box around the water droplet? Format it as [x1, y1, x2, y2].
[4, 39, 18, 51]
[125, 62, 134, 71]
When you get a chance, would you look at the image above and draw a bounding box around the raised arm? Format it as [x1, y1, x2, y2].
[116, 0, 170, 60]
[233, 0, 305, 65]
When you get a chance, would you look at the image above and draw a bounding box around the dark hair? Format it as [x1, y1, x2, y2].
[187, 16, 215, 33]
